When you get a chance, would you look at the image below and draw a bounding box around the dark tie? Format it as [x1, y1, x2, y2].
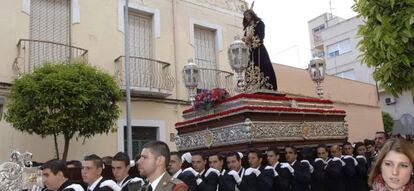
[147, 185, 153, 191]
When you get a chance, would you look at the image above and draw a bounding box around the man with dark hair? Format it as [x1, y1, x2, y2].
[112, 152, 132, 191]
[374, 131, 387, 151]
[342, 142, 354, 156]
[66, 160, 82, 169]
[284, 146, 311, 191]
[192, 152, 220, 191]
[266, 147, 290, 191]
[218, 152, 256, 191]
[82, 154, 119, 191]
[312, 144, 328, 191]
[364, 139, 376, 168]
[341, 142, 358, 191]
[208, 153, 224, 173]
[247, 149, 274, 191]
[169, 152, 197, 191]
[41, 159, 84, 191]
[133, 141, 188, 191]
[325, 145, 346, 191]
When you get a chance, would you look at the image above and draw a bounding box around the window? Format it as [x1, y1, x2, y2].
[128, 11, 153, 87]
[194, 26, 217, 69]
[327, 39, 351, 57]
[335, 69, 355, 80]
[30, 0, 71, 66]
[312, 24, 325, 33]
[123, 126, 157, 158]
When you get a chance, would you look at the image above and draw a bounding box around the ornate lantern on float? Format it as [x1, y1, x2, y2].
[308, 57, 326, 98]
[183, 59, 200, 105]
[228, 36, 249, 92]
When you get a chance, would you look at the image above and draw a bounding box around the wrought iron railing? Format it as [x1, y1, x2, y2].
[194, 58, 235, 95]
[114, 56, 175, 97]
[13, 39, 88, 75]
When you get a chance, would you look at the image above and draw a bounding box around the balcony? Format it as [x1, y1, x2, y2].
[197, 69, 235, 95]
[13, 39, 88, 75]
[114, 56, 175, 98]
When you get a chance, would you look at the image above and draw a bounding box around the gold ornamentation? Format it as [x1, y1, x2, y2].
[204, 129, 214, 147]
[243, 63, 273, 92]
[303, 123, 310, 137]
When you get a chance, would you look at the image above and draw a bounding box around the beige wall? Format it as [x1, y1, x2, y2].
[276, 64, 383, 142]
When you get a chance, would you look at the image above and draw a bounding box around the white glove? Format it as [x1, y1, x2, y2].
[265, 165, 278, 177]
[342, 155, 358, 166]
[100, 180, 121, 191]
[301, 160, 314, 173]
[327, 157, 345, 166]
[227, 170, 242, 184]
[205, 168, 220, 177]
[314, 158, 326, 164]
[64, 184, 85, 191]
[356, 155, 367, 163]
[244, 167, 261, 177]
[183, 167, 199, 176]
[196, 177, 203, 185]
[129, 177, 145, 186]
[237, 152, 243, 159]
[280, 163, 294, 174]
[129, 160, 136, 167]
[181, 152, 192, 163]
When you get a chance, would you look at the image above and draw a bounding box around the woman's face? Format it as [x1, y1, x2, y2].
[381, 150, 413, 189]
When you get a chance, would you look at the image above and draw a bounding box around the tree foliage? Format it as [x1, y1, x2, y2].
[5, 60, 122, 160]
[353, 0, 414, 96]
[382, 111, 394, 135]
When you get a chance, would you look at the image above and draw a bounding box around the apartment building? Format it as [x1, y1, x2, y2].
[308, 13, 414, 135]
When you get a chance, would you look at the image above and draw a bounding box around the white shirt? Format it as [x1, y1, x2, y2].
[118, 176, 130, 188]
[88, 176, 103, 191]
[150, 172, 166, 190]
[173, 169, 182, 178]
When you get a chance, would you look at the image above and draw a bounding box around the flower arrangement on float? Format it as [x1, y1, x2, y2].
[193, 88, 229, 111]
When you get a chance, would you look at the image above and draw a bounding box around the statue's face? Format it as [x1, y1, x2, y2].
[244, 11, 252, 21]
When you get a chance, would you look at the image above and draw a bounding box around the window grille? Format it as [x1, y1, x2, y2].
[194, 27, 217, 89]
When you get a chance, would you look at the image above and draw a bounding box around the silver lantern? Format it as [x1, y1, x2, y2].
[308, 57, 326, 98]
[183, 59, 200, 104]
[228, 36, 249, 92]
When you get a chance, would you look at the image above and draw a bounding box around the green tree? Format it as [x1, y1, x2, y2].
[382, 111, 394, 135]
[353, 0, 414, 96]
[5, 60, 122, 160]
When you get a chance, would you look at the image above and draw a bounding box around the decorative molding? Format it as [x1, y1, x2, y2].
[117, 0, 160, 38]
[181, 0, 245, 16]
[21, 0, 80, 24]
[175, 120, 347, 151]
[189, 18, 223, 51]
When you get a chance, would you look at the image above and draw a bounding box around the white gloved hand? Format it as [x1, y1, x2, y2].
[328, 157, 346, 166]
[314, 158, 326, 164]
[183, 167, 199, 176]
[129, 177, 145, 186]
[342, 155, 358, 166]
[265, 165, 278, 177]
[237, 152, 243, 159]
[100, 180, 121, 191]
[301, 160, 314, 173]
[205, 168, 220, 177]
[227, 170, 242, 184]
[181, 152, 192, 163]
[356, 155, 367, 163]
[196, 177, 203, 185]
[64, 184, 85, 191]
[280, 163, 294, 174]
[244, 167, 261, 177]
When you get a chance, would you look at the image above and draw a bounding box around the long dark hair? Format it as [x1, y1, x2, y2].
[243, 10, 261, 30]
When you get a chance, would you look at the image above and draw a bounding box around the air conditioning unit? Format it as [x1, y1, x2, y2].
[385, 97, 397, 105]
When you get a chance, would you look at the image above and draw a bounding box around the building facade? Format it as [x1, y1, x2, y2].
[308, 13, 414, 135]
[0, 1, 384, 163]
